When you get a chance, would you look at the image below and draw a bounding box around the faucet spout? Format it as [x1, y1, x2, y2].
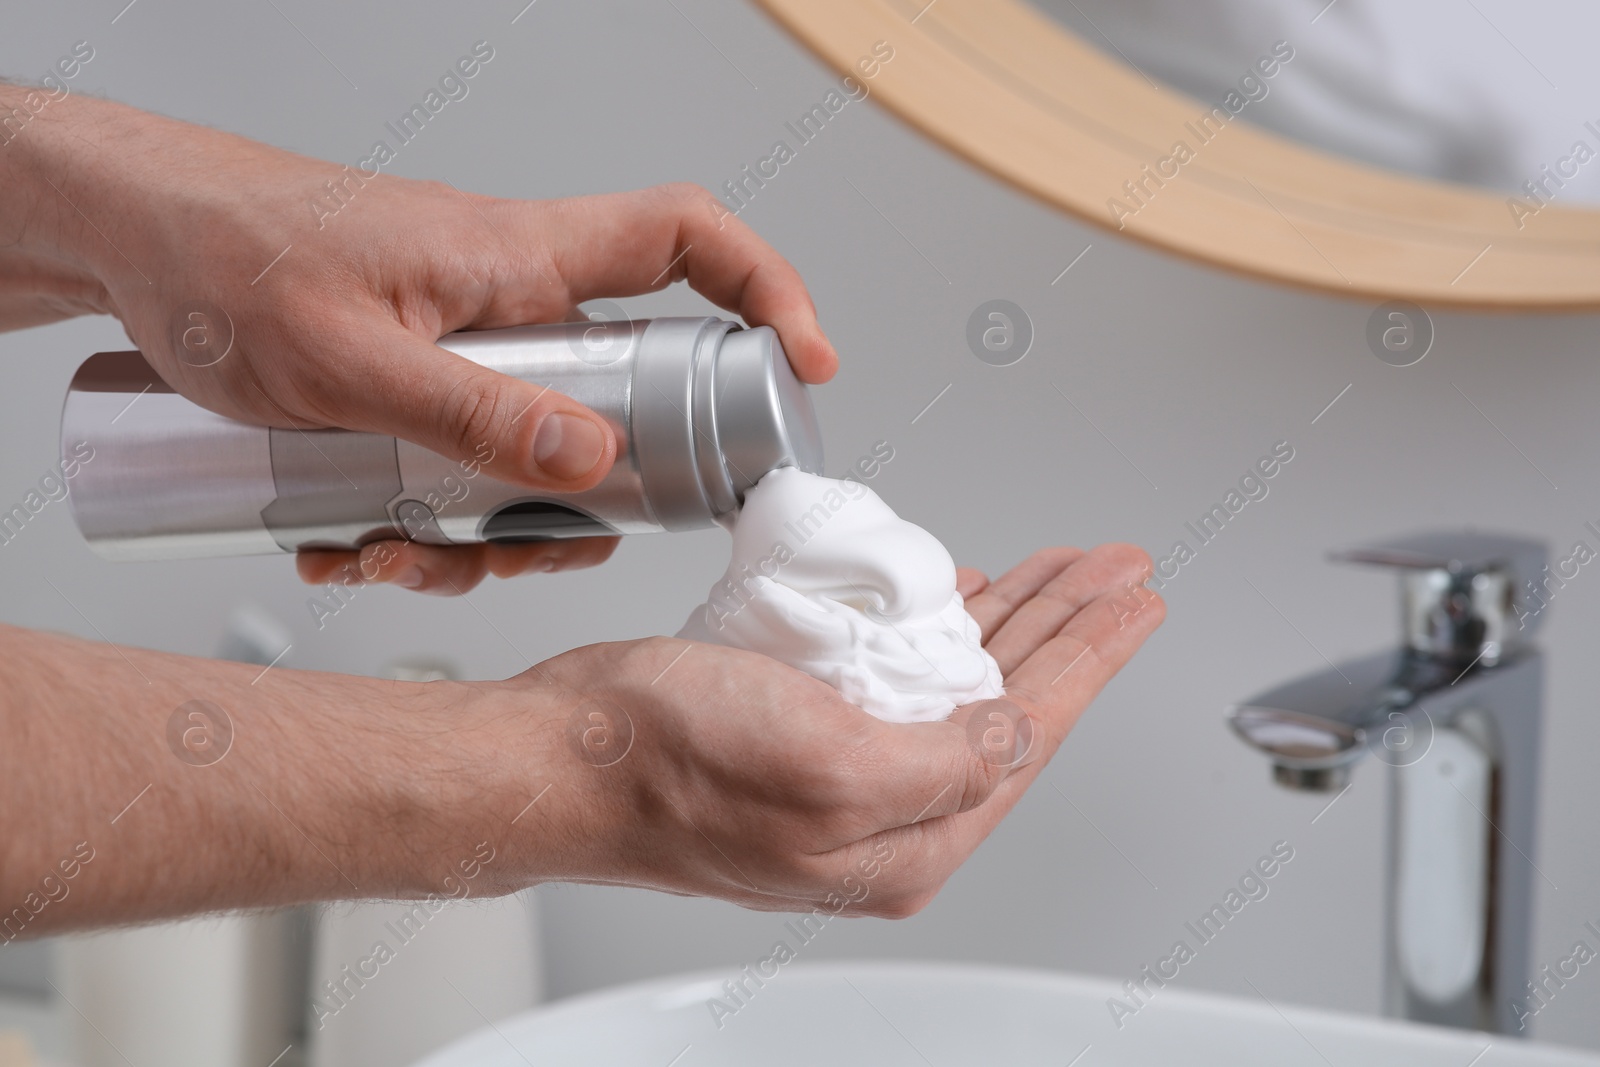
[1227, 705, 1362, 792]
[1227, 650, 1425, 793]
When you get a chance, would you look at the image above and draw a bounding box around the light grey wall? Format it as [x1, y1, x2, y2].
[3, 0, 1599, 1052]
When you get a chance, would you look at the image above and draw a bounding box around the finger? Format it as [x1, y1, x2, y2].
[299, 540, 487, 594]
[292, 319, 618, 492]
[531, 184, 838, 384]
[833, 581, 1166, 894]
[1003, 584, 1166, 747]
[806, 547, 1134, 842]
[961, 546, 1084, 640]
[944, 581, 1164, 838]
[955, 567, 989, 600]
[296, 541, 416, 588]
[816, 707, 1019, 849]
[484, 536, 620, 578]
[297, 538, 619, 595]
[386, 541, 613, 594]
[982, 543, 1153, 677]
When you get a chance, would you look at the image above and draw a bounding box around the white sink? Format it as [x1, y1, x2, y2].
[414, 961, 1599, 1066]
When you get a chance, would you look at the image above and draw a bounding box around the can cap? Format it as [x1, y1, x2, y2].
[712, 325, 824, 500]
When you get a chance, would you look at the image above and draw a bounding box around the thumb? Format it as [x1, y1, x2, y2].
[950, 696, 1040, 784]
[860, 697, 1035, 832]
[354, 327, 617, 491]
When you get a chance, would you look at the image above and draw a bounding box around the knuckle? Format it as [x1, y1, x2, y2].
[1079, 638, 1109, 674]
[598, 636, 675, 694]
[870, 887, 937, 920]
[664, 180, 713, 204]
[1034, 545, 1084, 570]
[631, 635, 681, 667]
[1035, 578, 1088, 611]
[952, 741, 1006, 811]
[957, 772, 998, 815]
[988, 579, 1033, 613]
[439, 372, 511, 459]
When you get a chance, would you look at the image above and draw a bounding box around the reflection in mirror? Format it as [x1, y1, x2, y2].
[1033, 0, 1600, 206]
[756, 0, 1600, 306]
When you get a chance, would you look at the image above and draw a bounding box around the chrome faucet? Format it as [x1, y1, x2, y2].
[1228, 532, 1546, 1034]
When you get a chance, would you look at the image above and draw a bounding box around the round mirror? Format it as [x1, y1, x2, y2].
[755, 0, 1600, 307]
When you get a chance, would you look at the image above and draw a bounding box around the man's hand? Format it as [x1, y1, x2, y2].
[466, 544, 1162, 914]
[0, 544, 1158, 932]
[0, 87, 836, 590]
[294, 533, 623, 595]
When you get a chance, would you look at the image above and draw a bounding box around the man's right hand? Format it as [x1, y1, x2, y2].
[0, 86, 838, 594]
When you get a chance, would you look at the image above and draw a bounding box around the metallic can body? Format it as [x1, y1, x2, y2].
[61, 317, 823, 561]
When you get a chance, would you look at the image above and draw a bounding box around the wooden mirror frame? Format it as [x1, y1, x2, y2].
[755, 0, 1600, 309]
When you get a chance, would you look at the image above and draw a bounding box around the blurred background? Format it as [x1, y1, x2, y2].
[3, 0, 1600, 1063]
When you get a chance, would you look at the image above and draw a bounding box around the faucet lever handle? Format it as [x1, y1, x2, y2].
[1329, 531, 1547, 664]
[1329, 531, 1544, 580]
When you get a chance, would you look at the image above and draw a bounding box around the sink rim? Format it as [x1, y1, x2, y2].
[413, 959, 1600, 1066]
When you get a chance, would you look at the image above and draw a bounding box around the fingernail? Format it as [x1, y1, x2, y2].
[391, 565, 425, 589]
[533, 413, 607, 482]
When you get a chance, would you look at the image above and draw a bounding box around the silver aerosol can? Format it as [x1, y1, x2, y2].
[61, 317, 824, 560]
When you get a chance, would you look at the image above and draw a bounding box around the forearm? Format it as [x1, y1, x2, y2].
[0, 83, 288, 334]
[0, 623, 568, 934]
[0, 83, 117, 330]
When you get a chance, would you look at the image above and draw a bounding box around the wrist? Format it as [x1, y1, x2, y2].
[0, 86, 225, 293]
[1, 84, 327, 316]
[0, 86, 100, 269]
[360, 671, 587, 899]
[0, 87, 141, 333]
